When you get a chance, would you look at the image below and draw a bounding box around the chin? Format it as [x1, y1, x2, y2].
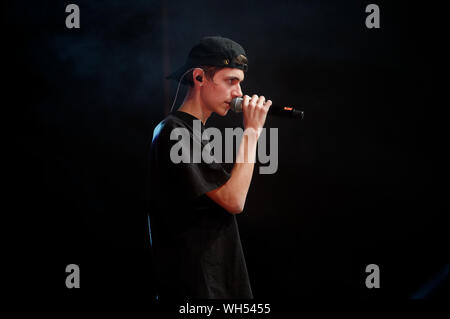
[216, 107, 229, 117]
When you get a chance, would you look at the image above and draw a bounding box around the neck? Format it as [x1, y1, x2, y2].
[177, 89, 211, 125]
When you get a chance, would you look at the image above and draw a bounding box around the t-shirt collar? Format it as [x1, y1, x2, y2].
[172, 110, 205, 127]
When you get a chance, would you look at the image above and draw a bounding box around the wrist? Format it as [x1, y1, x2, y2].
[243, 127, 262, 140]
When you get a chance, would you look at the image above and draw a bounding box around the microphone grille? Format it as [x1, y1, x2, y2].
[230, 97, 243, 113]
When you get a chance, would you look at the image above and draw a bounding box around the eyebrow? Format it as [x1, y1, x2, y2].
[225, 76, 244, 82]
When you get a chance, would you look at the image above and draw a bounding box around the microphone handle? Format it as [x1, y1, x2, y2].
[231, 97, 304, 119]
[268, 106, 304, 119]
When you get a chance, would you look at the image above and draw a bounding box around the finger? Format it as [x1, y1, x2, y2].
[242, 95, 251, 110]
[264, 99, 272, 111]
[250, 95, 258, 106]
[245, 95, 257, 117]
[257, 96, 266, 107]
[242, 95, 254, 116]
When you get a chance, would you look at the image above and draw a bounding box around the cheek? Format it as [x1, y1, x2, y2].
[208, 87, 224, 100]
[202, 88, 219, 106]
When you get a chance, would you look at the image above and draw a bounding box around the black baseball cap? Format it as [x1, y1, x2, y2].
[166, 36, 248, 82]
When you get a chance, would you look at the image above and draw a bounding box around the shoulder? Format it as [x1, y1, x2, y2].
[152, 114, 188, 144]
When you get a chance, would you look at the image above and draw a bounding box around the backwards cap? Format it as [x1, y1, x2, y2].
[166, 36, 248, 81]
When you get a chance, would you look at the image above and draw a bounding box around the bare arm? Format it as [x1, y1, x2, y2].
[206, 129, 258, 214]
[207, 95, 271, 214]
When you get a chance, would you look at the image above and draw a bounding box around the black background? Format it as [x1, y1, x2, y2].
[7, 0, 448, 304]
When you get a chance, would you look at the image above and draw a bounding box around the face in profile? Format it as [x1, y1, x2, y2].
[200, 67, 244, 116]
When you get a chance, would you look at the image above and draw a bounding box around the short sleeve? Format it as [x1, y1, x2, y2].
[154, 118, 231, 201]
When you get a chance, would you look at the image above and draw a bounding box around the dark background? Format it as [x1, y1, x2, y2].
[7, 0, 447, 303]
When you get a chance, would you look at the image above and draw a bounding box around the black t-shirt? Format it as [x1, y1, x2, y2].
[147, 110, 253, 299]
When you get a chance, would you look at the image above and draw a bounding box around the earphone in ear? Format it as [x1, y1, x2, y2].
[196, 75, 203, 82]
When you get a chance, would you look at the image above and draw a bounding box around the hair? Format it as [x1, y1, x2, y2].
[234, 54, 248, 69]
[182, 66, 221, 87]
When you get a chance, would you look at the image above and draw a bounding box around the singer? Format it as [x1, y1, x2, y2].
[146, 36, 272, 300]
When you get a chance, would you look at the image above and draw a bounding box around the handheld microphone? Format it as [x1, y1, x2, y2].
[230, 97, 304, 119]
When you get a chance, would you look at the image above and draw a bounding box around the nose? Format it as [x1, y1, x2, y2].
[233, 83, 243, 98]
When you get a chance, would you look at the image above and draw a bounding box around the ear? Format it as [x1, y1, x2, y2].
[192, 68, 205, 86]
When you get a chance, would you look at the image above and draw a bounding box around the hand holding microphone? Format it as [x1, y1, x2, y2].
[231, 96, 304, 119]
[239, 95, 272, 137]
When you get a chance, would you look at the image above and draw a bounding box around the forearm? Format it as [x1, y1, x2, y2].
[207, 94, 271, 214]
[207, 129, 259, 214]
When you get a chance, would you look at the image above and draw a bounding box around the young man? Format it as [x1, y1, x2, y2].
[147, 36, 271, 299]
